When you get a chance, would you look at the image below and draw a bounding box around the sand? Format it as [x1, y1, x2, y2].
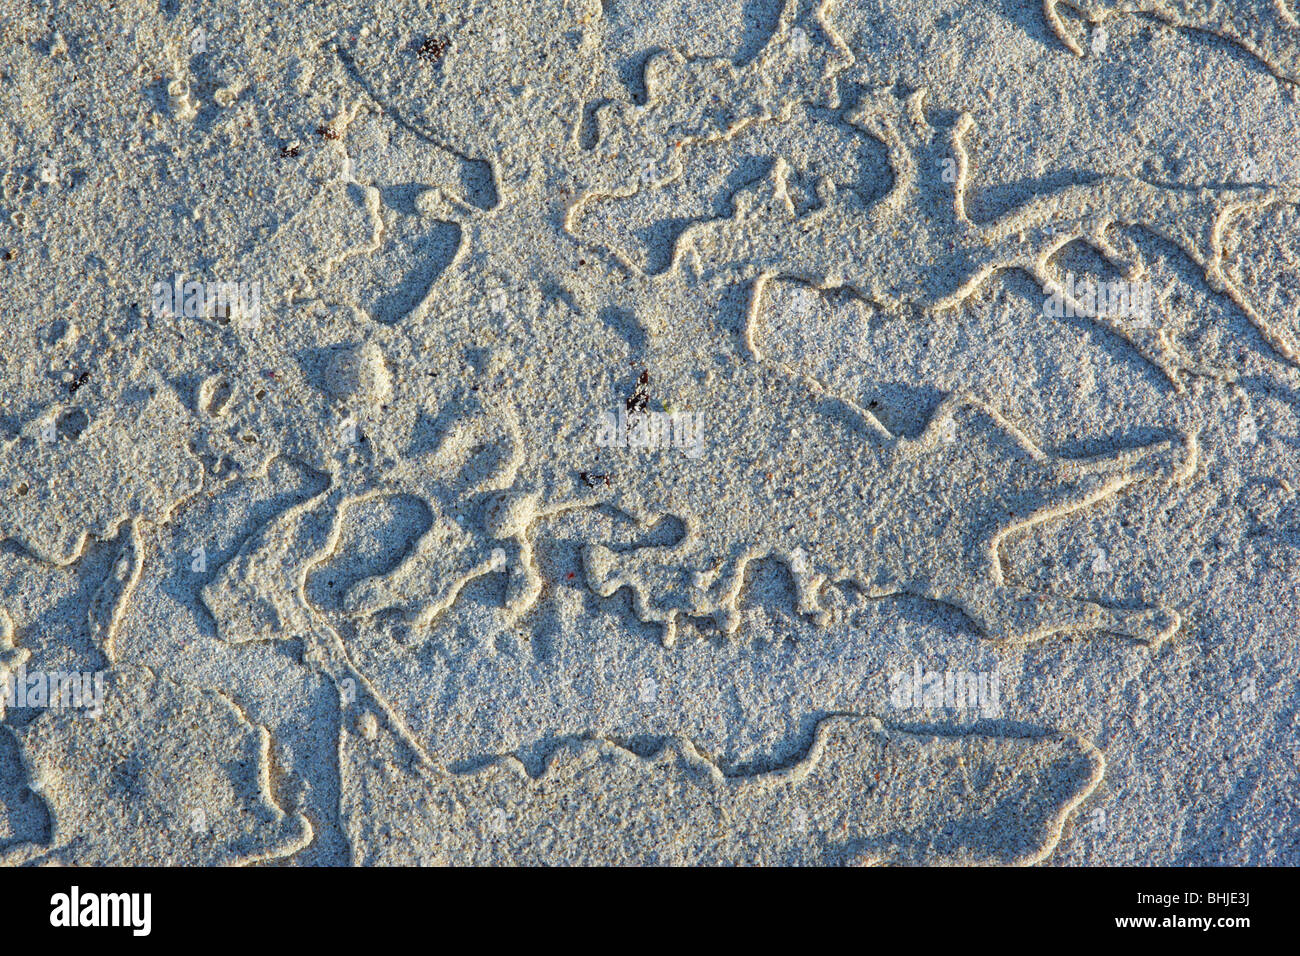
[0, 0, 1296, 865]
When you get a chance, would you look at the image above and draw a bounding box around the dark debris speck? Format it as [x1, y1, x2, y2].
[416, 35, 448, 63]
[625, 368, 649, 413]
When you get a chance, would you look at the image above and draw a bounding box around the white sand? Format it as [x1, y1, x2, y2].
[0, 0, 1296, 864]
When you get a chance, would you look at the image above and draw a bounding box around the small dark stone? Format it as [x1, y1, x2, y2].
[416, 35, 448, 63]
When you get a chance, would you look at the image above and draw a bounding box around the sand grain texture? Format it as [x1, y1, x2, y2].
[0, 0, 1296, 865]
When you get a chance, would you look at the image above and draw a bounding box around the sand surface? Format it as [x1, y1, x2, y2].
[0, 0, 1297, 865]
